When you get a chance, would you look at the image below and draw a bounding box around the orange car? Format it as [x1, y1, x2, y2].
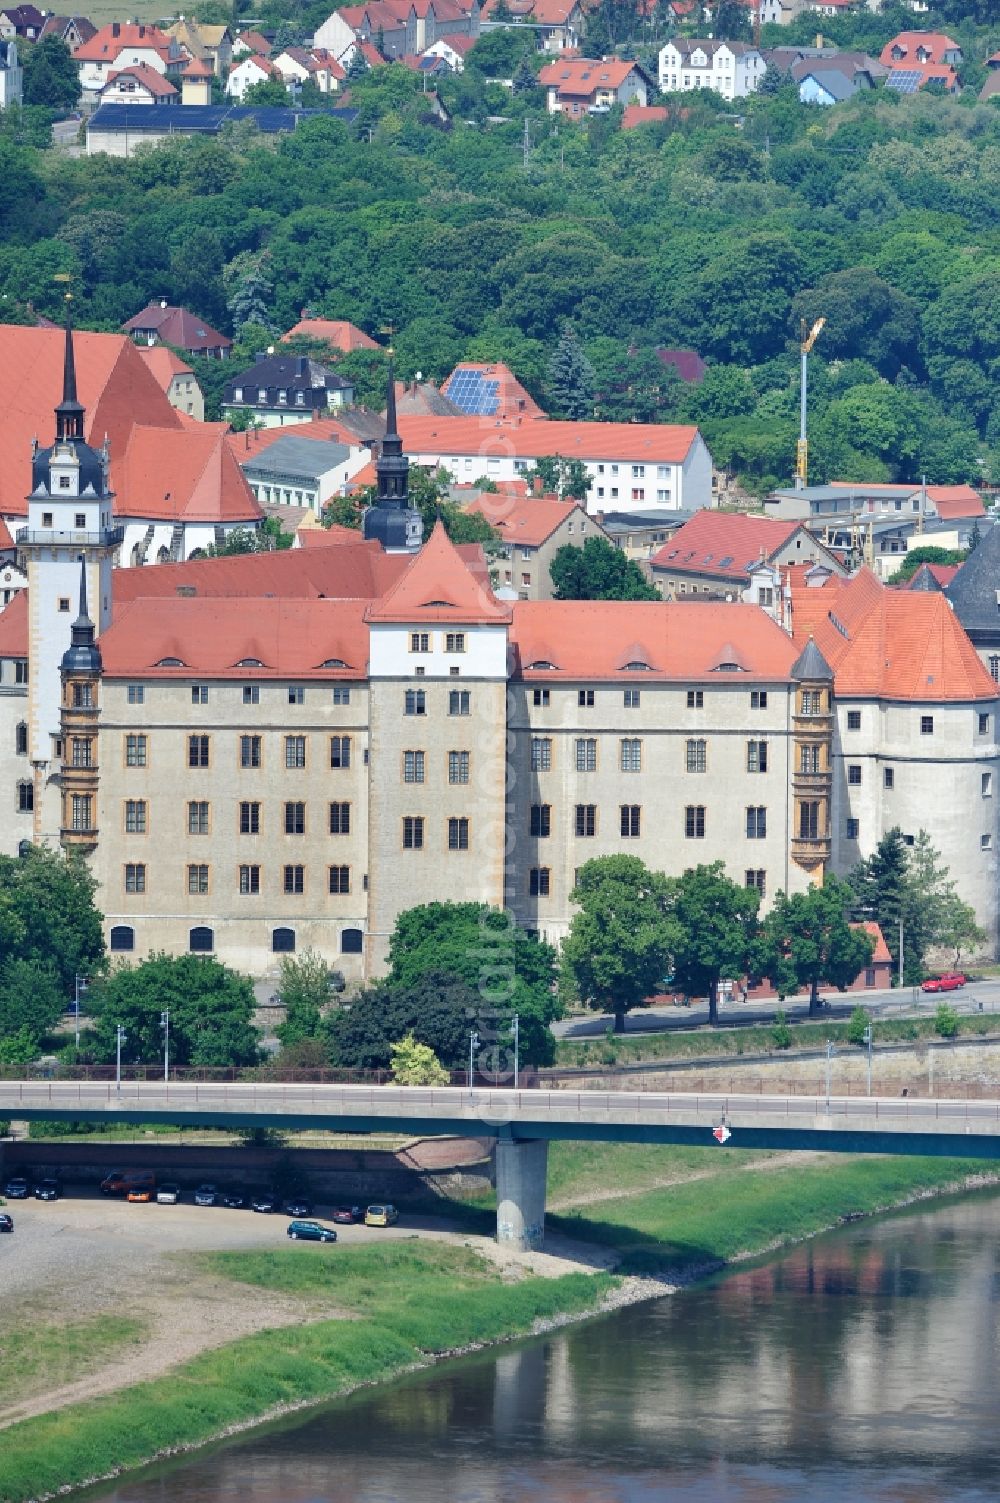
[126, 1184, 154, 1202]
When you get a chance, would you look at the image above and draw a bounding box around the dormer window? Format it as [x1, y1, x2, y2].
[59, 477, 71, 490]
[528, 660, 557, 670]
[624, 661, 651, 671]
[236, 657, 264, 667]
[156, 657, 185, 667]
[713, 662, 745, 673]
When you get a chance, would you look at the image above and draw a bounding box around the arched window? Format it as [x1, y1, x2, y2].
[236, 658, 264, 668]
[15, 721, 27, 755]
[109, 925, 134, 952]
[157, 657, 185, 667]
[189, 925, 214, 953]
[272, 927, 296, 954]
[340, 927, 363, 954]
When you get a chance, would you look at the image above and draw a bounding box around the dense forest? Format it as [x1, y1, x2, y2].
[0, 0, 998, 494]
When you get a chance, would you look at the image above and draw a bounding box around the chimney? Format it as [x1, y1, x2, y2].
[138, 23, 144, 36]
[160, 297, 167, 308]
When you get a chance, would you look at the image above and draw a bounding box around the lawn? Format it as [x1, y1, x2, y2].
[0, 1316, 147, 1409]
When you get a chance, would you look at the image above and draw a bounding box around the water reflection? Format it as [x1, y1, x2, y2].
[90, 1197, 1000, 1503]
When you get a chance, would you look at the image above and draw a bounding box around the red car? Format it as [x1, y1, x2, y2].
[921, 973, 966, 993]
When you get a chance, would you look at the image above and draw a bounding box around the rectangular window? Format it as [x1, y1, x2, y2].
[848, 764, 862, 785]
[624, 688, 641, 709]
[239, 735, 261, 769]
[184, 734, 207, 769]
[14, 661, 27, 685]
[17, 782, 32, 812]
[533, 688, 550, 707]
[685, 805, 706, 839]
[979, 713, 990, 735]
[449, 690, 471, 716]
[127, 684, 144, 704]
[239, 801, 260, 834]
[575, 804, 597, 837]
[330, 735, 351, 768]
[751, 691, 768, 709]
[124, 862, 145, 894]
[578, 689, 595, 707]
[747, 740, 768, 773]
[332, 686, 351, 705]
[329, 865, 351, 894]
[187, 863, 209, 894]
[447, 816, 470, 851]
[405, 689, 426, 716]
[884, 767, 895, 790]
[576, 737, 597, 772]
[847, 710, 861, 730]
[239, 864, 260, 894]
[530, 803, 551, 838]
[188, 800, 209, 835]
[529, 867, 550, 897]
[982, 833, 992, 850]
[920, 715, 934, 735]
[329, 800, 351, 834]
[846, 818, 860, 840]
[243, 685, 259, 705]
[409, 632, 430, 653]
[620, 804, 641, 837]
[191, 685, 208, 705]
[620, 738, 642, 773]
[283, 864, 304, 894]
[403, 816, 424, 850]
[746, 805, 767, 839]
[801, 690, 822, 716]
[125, 733, 147, 767]
[745, 869, 766, 895]
[124, 799, 146, 834]
[72, 683, 93, 708]
[800, 744, 820, 774]
[71, 793, 91, 831]
[284, 801, 305, 835]
[448, 750, 470, 784]
[800, 802, 819, 839]
[686, 738, 706, 773]
[531, 737, 552, 772]
[71, 737, 92, 768]
[982, 772, 992, 798]
[403, 750, 425, 783]
[288, 686, 304, 706]
[445, 633, 466, 653]
[687, 690, 703, 709]
[285, 735, 306, 769]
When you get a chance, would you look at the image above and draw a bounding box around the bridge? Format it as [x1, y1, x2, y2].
[4, 1080, 1000, 1249]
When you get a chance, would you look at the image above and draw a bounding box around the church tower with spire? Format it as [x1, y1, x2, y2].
[19, 303, 120, 841]
[362, 355, 423, 554]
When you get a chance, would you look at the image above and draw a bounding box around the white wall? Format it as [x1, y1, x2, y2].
[368, 622, 509, 681]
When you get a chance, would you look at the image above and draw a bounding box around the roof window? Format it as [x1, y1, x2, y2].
[156, 656, 185, 666]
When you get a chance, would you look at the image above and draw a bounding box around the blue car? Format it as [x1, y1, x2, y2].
[287, 1219, 336, 1243]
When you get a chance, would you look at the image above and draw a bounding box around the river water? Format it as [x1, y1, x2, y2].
[88, 1194, 1000, 1503]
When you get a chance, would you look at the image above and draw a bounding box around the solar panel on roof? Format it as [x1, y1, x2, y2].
[886, 70, 922, 93]
[444, 368, 501, 416]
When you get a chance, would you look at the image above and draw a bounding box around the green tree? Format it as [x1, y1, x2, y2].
[22, 35, 79, 109]
[345, 49, 369, 82]
[550, 536, 659, 601]
[761, 876, 874, 1018]
[672, 863, 761, 1026]
[206, 518, 292, 555]
[390, 1032, 450, 1085]
[530, 455, 591, 501]
[224, 250, 274, 336]
[0, 845, 104, 998]
[320, 495, 362, 530]
[850, 827, 910, 979]
[770, 1010, 792, 1050]
[847, 1004, 870, 1046]
[886, 545, 966, 585]
[89, 954, 260, 1069]
[327, 971, 480, 1072]
[275, 949, 334, 1047]
[850, 828, 978, 983]
[933, 1002, 959, 1039]
[561, 856, 678, 1034]
[588, 339, 679, 424]
[546, 325, 595, 420]
[242, 76, 292, 107]
[791, 268, 922, 380]
[0, 960, 63, 1049]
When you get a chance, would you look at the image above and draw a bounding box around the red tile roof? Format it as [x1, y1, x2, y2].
[136, 346, 195, 388]
[622, 104, 667, 128]
[433, 32, 476, 53]
[442, 361, 545, 420]
[74, 21, 176, 61]
[539, 56, 638, 95]
[879, 30, 960, 66]
[397, 414, 700, 465]
[0, 589, 27, 657]
[225, 416, 368, 462]
[122, 303, 231, 353]
[466, 494, 582, 548]
[281, 318, 379, 352]
[926, 484, 984, 520]
[650, 511, 800, 581]
[117, 424, 260, 524]
[0, 327, 184, 519]
[181, 56, 214, 78]
[297, 522, 363, 547]
[103, 63, 178, 96]
[904, 563, 960, 590]
[366, 521, 511, 625]
[856, 921, 891, 965]
[510, 599, 798, 681]
[235, 29, 271, 55]
[112, 540, 408, 609]
[789, 567, 996, 702]
[0, 517, 14, 549]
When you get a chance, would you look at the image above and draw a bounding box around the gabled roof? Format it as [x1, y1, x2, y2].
[136, 345, 195, 387]
[0, 588, 27, 657]
[510, 600, 797, 681]
[856, 921, 891, 965]
[103, 63, 178, 97]
[225, 415, 368, 462]
[112, 540, 408, 608]
[40, 14, 97, 43]
[297, 521, 364, 547]
[122, 303, 231, 352]
[225, 352, 350, 395]
[432, 31, 476, 53]
[393, 379, 465, 417]
[657, 348, 707, 383]
[622, 104, 668, 128]
[366, 520, 511, 624]
[117, 424, 260, 524]
[664, 36, 761, 60]
[466, 495, 582, 548]
[539, 56, 642, 95]
[234, 29, 272, 55]
[926, 484, 984, 520]
[879, 30, 961, 66]
[650, 511, 802, 581]
[74, 21, 178, 62]
[906, 562, 960, 593]
[397, 414, 701, 464]
[282, 317, 378, 351]
[791, 567, 995, 702]
[442, 361, 545, 420]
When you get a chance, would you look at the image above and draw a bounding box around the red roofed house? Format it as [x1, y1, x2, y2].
[226, 51, 283, 99]
[466, 493, 610, 598]
[315, 0, 480, 66]
[282, 317, 379, 354]
[122, 301, 232, 361]
[98, 63, 178, 106]
[136, 346, 204, 421]
[622, 104, 668, 129]
[480, 0, 581, 51]
[74, 22, 188, 102]
[272, 46, 345, 92]
[539, 56, 651, 117]
[397, 414, 713, 512]
[880, 30, 962, 93]
[650, 511, 844, 607]
[441, 361, 545, 420]
[422, 32, 476, 70]
[232, 29, 272, 59]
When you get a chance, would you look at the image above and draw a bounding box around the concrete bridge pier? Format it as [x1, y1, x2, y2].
[495, 1135, 548, 1251]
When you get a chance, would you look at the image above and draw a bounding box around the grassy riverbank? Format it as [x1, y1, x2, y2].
[0, 1242, 613, 1503]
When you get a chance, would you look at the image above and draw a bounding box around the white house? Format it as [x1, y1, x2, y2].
[0, 37, 21, 105]
[272, 46, 345, 92]
[658, 38, 765, 101]
[73, 21, 186, 102]
[538, 56, 651, 116]
[226, 53, 281, 99]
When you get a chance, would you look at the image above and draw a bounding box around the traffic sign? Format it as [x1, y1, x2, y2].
[713, 1122, 731, 1144]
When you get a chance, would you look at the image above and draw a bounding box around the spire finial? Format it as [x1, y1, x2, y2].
[384, 344, 399, 442]
[62, 294, 78, 407]
[54, 292, 85, 443]
[78, 554, 88, 623]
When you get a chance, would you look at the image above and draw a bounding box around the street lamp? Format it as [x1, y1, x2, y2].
[115, 1024, 127, 1094]
[74, 974, 88, 1050]
[825, 1040, 835, 1112]
[160, 1010, 170, 1084]
[512, 1014, 519, 1092]
[469, 1029, 479, 1089]
[863, 1021, 873, 1097]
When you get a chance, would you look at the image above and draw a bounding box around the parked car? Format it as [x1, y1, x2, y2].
[251, 1191, 278, 1214]
[922, 973, 966, 993]
[283, 1196, 312, 1217]
[101, 1170, 156, 1197]
[4, 1177, 28, 1199]
[364, 1204, 398, 1227]
[287, 1219, 336, 1243]
[34, 1178, 61, 1201]
[156, 1183, 180, 1204]
[221, 1191, 245, 1210]
[194, 1183, 219, 1206]
[127, 1183, 154, 1202]
[0, 1212, 12, 1232]
[330, 1205, 363, 1224]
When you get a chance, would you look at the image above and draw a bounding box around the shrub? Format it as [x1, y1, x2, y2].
[847, 1006, 870, 1046]
[933, 1003, 960, 1039]
[770, 1010, 791, 1050]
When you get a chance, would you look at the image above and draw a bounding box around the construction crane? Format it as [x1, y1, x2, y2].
[795, 316, 825, 491]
